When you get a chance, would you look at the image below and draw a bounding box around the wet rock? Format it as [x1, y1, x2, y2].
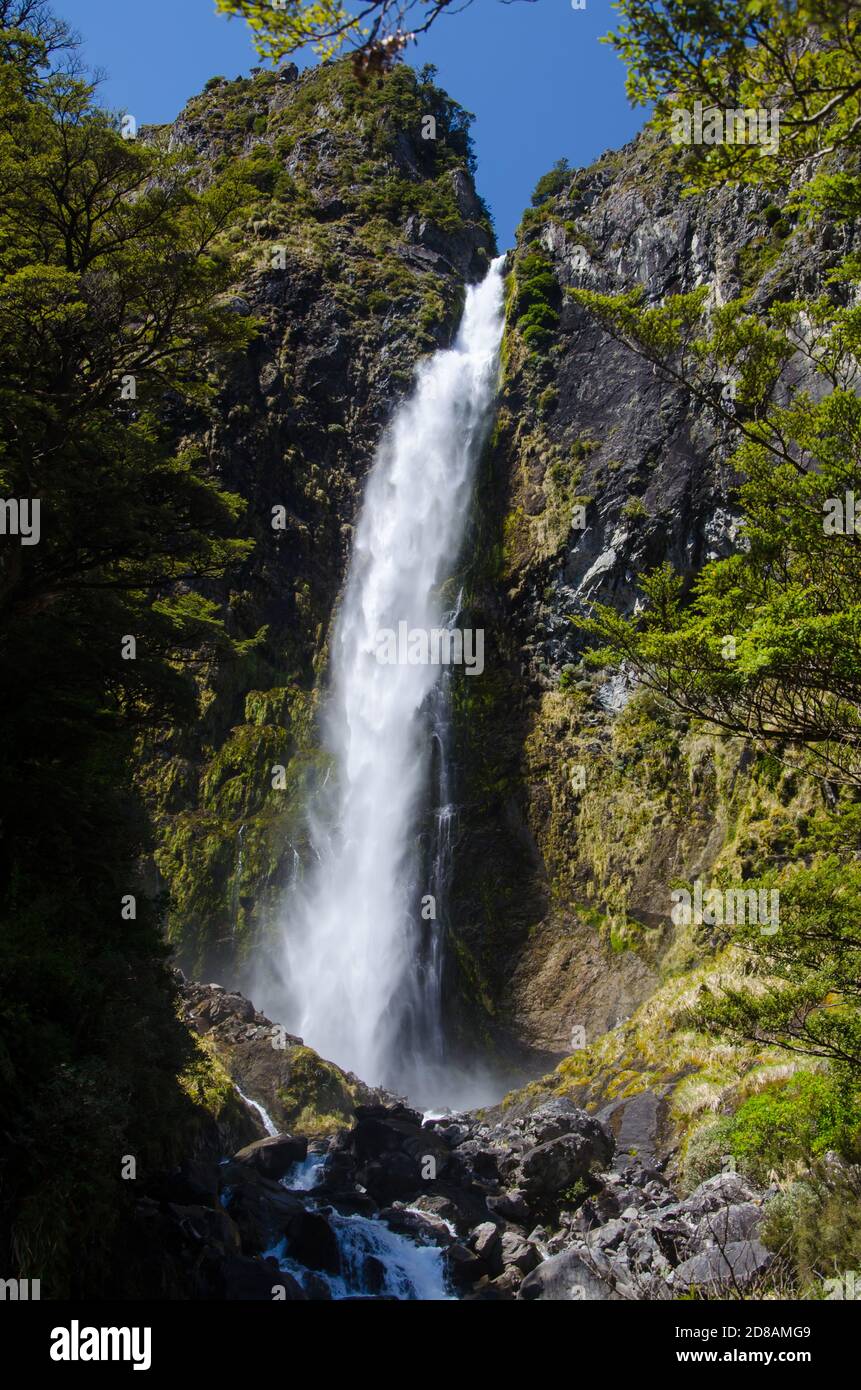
[221, 1169, 306, 1254]
[362, 1255, 388, 1294]
[286, 1211, 342, 1275]
[218, 1254, 305, 1301]
[378, 1205, 454, 1248]
[233, 1133, 308, 1181]
[164, 1203, 241, 1255]
[302, 1271, 333, 1300]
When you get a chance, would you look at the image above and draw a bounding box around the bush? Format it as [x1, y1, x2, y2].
[621, 496, 649, 521]
[730, 1071, 861, 1184]
[761, 1165, 861, 1295]
[680, 1116, 737, 1190]
[532, 157, 571, 207]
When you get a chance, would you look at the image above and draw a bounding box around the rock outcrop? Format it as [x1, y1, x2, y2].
[180, 978, 388, 1135]
[444, 128, 857, 1061]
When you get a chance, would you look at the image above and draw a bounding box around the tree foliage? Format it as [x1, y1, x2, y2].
[570, 1, 861, 1143]
[0, 7, 258, 1291]
[607, 0, 861, 200]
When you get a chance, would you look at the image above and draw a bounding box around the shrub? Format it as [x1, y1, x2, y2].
[621, 495, 648, 521]
[730, 1071, 861, 1183]
[761, 1165, 861, 1295]
[532, 157, 571, 207]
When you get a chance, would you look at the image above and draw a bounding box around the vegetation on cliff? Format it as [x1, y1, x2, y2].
[490, 0, 861, 1293]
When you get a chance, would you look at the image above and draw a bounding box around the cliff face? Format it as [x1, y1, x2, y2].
[145, 66, 847, 1106]
[141, 60, 494, 982]
[445, 130, 853, 1060]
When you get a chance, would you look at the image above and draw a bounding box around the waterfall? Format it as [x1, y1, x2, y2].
[264, 257, 506, 1098]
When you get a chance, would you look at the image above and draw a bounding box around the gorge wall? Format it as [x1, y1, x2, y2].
[146, 59, 851, 1128]
[140, 59, 493, 985]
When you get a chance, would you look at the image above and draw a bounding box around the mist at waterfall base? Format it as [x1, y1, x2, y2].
[255, 258, 509, 1111]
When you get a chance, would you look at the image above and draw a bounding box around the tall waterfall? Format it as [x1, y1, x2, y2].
[265, 257, 505, 1099]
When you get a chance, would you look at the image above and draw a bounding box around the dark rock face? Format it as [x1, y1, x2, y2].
[495, 134, 857, 670]
[141, 61, 495, 987]
[286, 1211, 342, 1275]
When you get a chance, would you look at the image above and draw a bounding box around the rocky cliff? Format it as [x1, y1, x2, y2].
[139, 59, 493, 983]
[445, 128, 855, 1078]
[145, 65, 850, 1180]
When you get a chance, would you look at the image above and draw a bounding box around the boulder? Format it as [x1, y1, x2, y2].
[672, 1239, 773, 1293]
[233, 1133, 308, 1181]
[671, 1171, 761, 1219]
[516, 1116, 614, 1200]
[358, 1152, 423, 1204]
[487, 1189, 532, 1224]
[519, 1247, 622, 1301]
[691, 1202, 763, 1252]
[469, 1221, 503, 1275]
[500, 1230, 542, 1274]
[286, 1211, 342, 1275]
[220, 1170, 305, 1253]
[444, 1242, 487, 1288]
[217, 1254, 305, 1301]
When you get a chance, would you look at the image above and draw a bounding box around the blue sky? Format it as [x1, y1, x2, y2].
[59, 0, 646, 248]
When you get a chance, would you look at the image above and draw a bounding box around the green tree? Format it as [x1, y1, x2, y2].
[0, 6, 258, 1292]
[607, 0, 861, 202]
[568, 0, 861, 1157]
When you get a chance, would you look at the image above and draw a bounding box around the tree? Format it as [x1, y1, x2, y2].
[0, 7, 259, 1291]
[607, 0, 861, 199]
[215, 0, 536, 65]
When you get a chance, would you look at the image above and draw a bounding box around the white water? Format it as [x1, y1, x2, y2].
[282, 1151, 326, 1191]
[234, 1083, 278, 1137]
[261, 258, 506, 1098]
[266, 1211, 453, 1301]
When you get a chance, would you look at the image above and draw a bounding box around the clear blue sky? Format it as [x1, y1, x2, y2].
[59, 0, 646, 248]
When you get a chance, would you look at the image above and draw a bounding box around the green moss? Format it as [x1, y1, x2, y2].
[275, 1046, 358, 1136]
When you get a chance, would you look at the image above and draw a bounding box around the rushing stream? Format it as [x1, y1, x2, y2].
[267, 1154, 454, 1300]
[260, 257, 506, 1102]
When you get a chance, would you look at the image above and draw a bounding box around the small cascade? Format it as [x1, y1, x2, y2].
[267, 1211, 453, 1301]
